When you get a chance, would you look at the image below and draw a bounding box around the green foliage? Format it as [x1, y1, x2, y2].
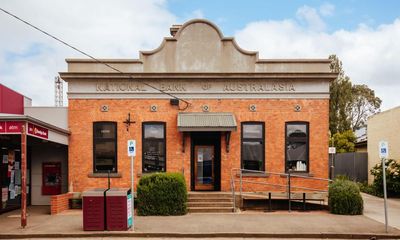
[329, 55, 381, 134]
[329, 178, 363, 215]
[370, 159, 400, 197]
[357, 182, 382, 197]
[137, 172, 187, 216]
[329, 130, 356, 153]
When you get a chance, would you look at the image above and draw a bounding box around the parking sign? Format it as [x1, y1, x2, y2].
[128, 140, 136, 157]
[379, 141, 388, 158]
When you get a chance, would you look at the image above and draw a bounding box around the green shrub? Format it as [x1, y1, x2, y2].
[357, 182, 382, 197]
[137, 172, 187, 216]
[329, 179, 363, 215]
[370, 159, 400, 197]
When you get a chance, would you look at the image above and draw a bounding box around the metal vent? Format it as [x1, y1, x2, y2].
[249, 104, 257, 112]
[100, 105, 109, 112]
[202, 105, 210, 112]
[150, 105, 158, 112]
[294, 104, 302, 112]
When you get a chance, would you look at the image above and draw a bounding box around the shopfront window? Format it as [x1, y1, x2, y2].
[142, 122, 166, 173]
[285, 122, 309, 172]
[241, 122, 265, 171]
[93, 122, 117, 173]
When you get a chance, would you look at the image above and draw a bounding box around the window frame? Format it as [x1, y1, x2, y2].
[142, 121, 167, 173]
[240, 121, 265, 171]
[93, 121, 118, 173]
[285, 121, 309, 173]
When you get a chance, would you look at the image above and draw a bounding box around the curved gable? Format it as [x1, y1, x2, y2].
[140, 19, 258, 72]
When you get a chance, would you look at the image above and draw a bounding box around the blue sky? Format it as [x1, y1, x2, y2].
[168, 0, 400, 34]
[0, 0, 399, 110]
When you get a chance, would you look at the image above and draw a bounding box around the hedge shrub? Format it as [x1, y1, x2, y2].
[370, 159, 400, 197]
[329, 178, 363, 215]
[137, 172, 187, 216]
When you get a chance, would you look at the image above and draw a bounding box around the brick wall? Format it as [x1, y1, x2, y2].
[68, 98, 329, 192]
[50, 192, 73, 215]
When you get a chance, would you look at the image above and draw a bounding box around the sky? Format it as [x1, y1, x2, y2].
[0, 0, 399, 110]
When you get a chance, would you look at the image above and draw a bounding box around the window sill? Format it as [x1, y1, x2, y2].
[237, 173, 270, 178]
[88, 173, 122, 178]
[137, 172, 166, 177]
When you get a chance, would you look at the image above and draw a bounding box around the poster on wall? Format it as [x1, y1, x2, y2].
[42, 162, 62, 195]
[1, 188, 8, 201]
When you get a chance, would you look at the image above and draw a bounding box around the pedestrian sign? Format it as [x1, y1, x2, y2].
[128, 140, 136, 157]
[379, 141, 388, 159]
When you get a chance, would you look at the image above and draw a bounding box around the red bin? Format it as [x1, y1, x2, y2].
[82, 188, 107, 231]
[106, 188, 132, 231]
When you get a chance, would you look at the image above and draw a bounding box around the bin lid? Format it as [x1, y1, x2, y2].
[82, 188, 108, 197]
[106, 188, 131, 196]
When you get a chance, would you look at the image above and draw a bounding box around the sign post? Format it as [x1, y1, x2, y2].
[127, 140, 136, 230]
[379, 140, 389, 233]
[329, 147, 336, 179]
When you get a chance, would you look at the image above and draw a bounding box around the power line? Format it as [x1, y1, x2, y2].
[0, 7, 191, 109]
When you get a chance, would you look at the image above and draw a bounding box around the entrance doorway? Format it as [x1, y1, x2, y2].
[191, 132, 220, 191]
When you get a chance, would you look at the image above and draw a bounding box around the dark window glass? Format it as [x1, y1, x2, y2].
[286, 122, 309, 172]
[241, 122, 265, 171]
[142, 123, 166, 173]
[93, 122, 117, 173]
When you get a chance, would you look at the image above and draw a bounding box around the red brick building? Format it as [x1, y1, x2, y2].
[60, 19, 337, 193]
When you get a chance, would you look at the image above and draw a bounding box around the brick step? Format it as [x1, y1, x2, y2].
[188, 207, 234, 213]
[188, 197, 233, 203]
[187, 202, 233, 207]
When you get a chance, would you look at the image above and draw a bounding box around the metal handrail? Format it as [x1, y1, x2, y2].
[230, 168, 332, 212]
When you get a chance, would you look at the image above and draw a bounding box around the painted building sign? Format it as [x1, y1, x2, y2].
[0, 121, 24, 133]
[95, 81, 296, 93]
[0, 121, 48, 139]
[27, 123, 48, 139]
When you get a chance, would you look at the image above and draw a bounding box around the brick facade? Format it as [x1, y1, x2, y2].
[68, 98, 329, 192]
[50, 192, 73, 215]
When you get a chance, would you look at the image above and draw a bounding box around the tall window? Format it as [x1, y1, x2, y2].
[241, 122, 265, 171]
[93, 122, 117, 173]
[285, 122, 309, 172]
[142, 122, 166, 173]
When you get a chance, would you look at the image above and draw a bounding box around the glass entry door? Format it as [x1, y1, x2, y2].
[194, 145, 214, 190]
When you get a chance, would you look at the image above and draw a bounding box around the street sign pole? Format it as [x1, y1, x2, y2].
[127, 139, 136, 231]
[379, 141, 389, 233]
[382, 157, 388, 233]
[131, 154, 134, 231]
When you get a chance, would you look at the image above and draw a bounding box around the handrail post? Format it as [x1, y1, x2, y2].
[240, 169, 243, 208]
[288, 171, 291, 212]
[231, 172, 236, 212]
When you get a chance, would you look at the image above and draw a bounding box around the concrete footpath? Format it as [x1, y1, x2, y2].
[1, 206, 400, 239]
[362, 193, 400, 230]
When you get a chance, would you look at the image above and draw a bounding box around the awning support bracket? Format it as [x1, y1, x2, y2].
[225, 131, 231, 153]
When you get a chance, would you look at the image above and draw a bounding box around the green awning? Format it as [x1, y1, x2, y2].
[177, 112, 237, 132]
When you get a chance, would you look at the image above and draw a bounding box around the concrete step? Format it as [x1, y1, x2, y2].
[187, 202, 233, 207]
[188, 197, 233, 203]
[188, 207, 234, 213]
[188, 193, 233, 198]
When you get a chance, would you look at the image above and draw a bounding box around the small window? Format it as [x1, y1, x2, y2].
[93, 122, 117, 173]
[142, 122, 166, 173]
[285, 122, 309, 172]
[241, 122, 265, 171]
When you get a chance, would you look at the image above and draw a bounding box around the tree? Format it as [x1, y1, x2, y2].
[330, 130, 356, 153]
[329, 55, 352, 134]
[329, 55, 382, 134]
[347, 84, 382, 131]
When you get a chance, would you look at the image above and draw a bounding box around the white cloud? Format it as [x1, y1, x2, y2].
[319, 3, 335, 17]
[0, 0, 176, 105]
[235, 7, 400, 111]
[296, 5, 326, 31]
